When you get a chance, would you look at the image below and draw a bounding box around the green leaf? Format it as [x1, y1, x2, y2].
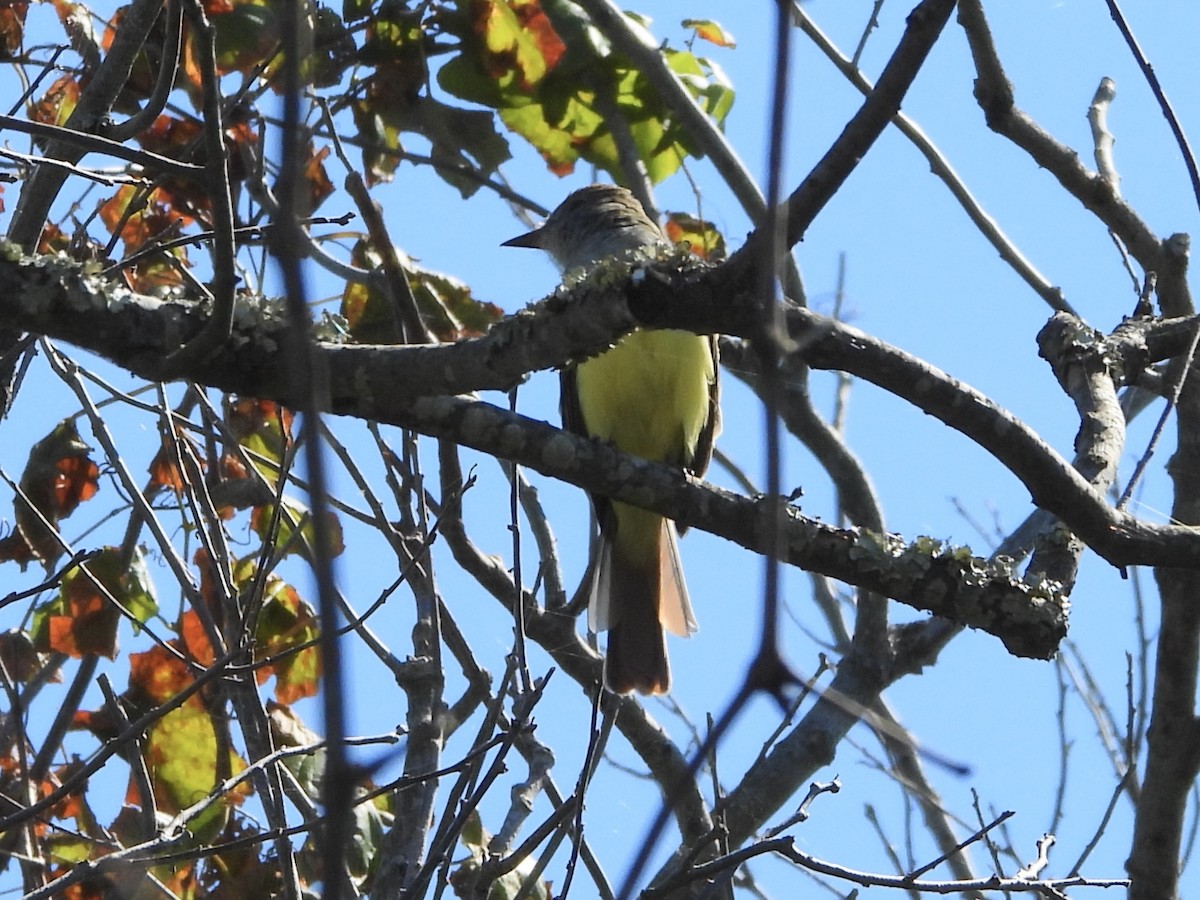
[437, 52, 504, 107]
[386, 97, 512, 197]
[665, 212, 727, 261]
[477, 0, 566, 87]
[254, 575, 322, 703]
[352, 99, 405, 185]
[341, 242, 504, 343]
[681, 18, 736, 48]
[31, 547, 158, 658]
[269, 703, 326, 797]
[451, 810, 550, 899]
[145, 704, 246, 842]
[251, 496, 345, 564]
[407, 253, 507, 340]
[437, 1, 734, 184]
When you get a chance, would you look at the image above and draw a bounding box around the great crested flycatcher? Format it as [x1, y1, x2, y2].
[503, 184, 720, 694]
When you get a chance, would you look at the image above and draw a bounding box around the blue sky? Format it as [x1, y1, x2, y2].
[3, 0, 1199, 895]
[378, 1, 1200, 890]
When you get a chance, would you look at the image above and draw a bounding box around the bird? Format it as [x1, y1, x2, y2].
[503, 184, 720, 694]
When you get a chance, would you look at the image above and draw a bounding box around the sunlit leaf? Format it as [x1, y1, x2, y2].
[682, 18, 735, 48]
[303, 143, 334, 213]
[222, 396, 293, 484]
[495, 92, 595, 175]
[28, 73, 80, 131]
[481, 0, 565, 87]
[96, 184, 194, 292]
[250, 495, 345, 563]
[129, 642, 198, 705]
[438, 0, 583, 175]
[665, 212, 726, 261]
[43, 832, 92, 866]
[438, 1, 734, 184]
[144, 704, 248, 841]
[121, 549, 160, 629]
[254, 578, 321, 703]
[178, 608, 216, 667]
[97, 183, 195, 246]
[36, 575, 119, 659]
[31, 548, 158, 659]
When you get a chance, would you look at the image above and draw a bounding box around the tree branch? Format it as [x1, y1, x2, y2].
[4, 246, 1200, 578]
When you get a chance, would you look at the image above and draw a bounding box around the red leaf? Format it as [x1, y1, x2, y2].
[0, 1, 28, 58]
[4, 420, 100, 569]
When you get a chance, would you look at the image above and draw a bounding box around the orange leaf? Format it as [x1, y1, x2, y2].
[29, 74, 80, 128]
[191, 547, 226, 654]
[46, 580, 118, 658]
[475, 0, 565, 89]
[47, 760, 87, 822]
[682, 18, 736, 49]
[178, 608, 216, 666]
[303, 143, 334, 213]
[97, 184, 196, 253]
[129, 643, 198, 707]
[36, 223, 70, 255]
[664, 212, 727, 261]
[222, 396, 293, 485]
[33, 549, 157, 659]
[137, 114, 203, 157]
[0, 1, 28, 58]
[96, 183, 194, 292]
[148, 422, 205, 492]
[4, 420, 99, 569]
[254, 578, 321, 703]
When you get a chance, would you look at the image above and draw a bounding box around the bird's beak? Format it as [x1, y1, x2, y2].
[501, 226, 545, 249]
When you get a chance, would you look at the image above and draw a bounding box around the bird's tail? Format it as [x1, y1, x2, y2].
[590, 504, 698, 695]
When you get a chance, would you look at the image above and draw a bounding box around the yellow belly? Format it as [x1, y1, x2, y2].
[574, 328, 714, 467]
